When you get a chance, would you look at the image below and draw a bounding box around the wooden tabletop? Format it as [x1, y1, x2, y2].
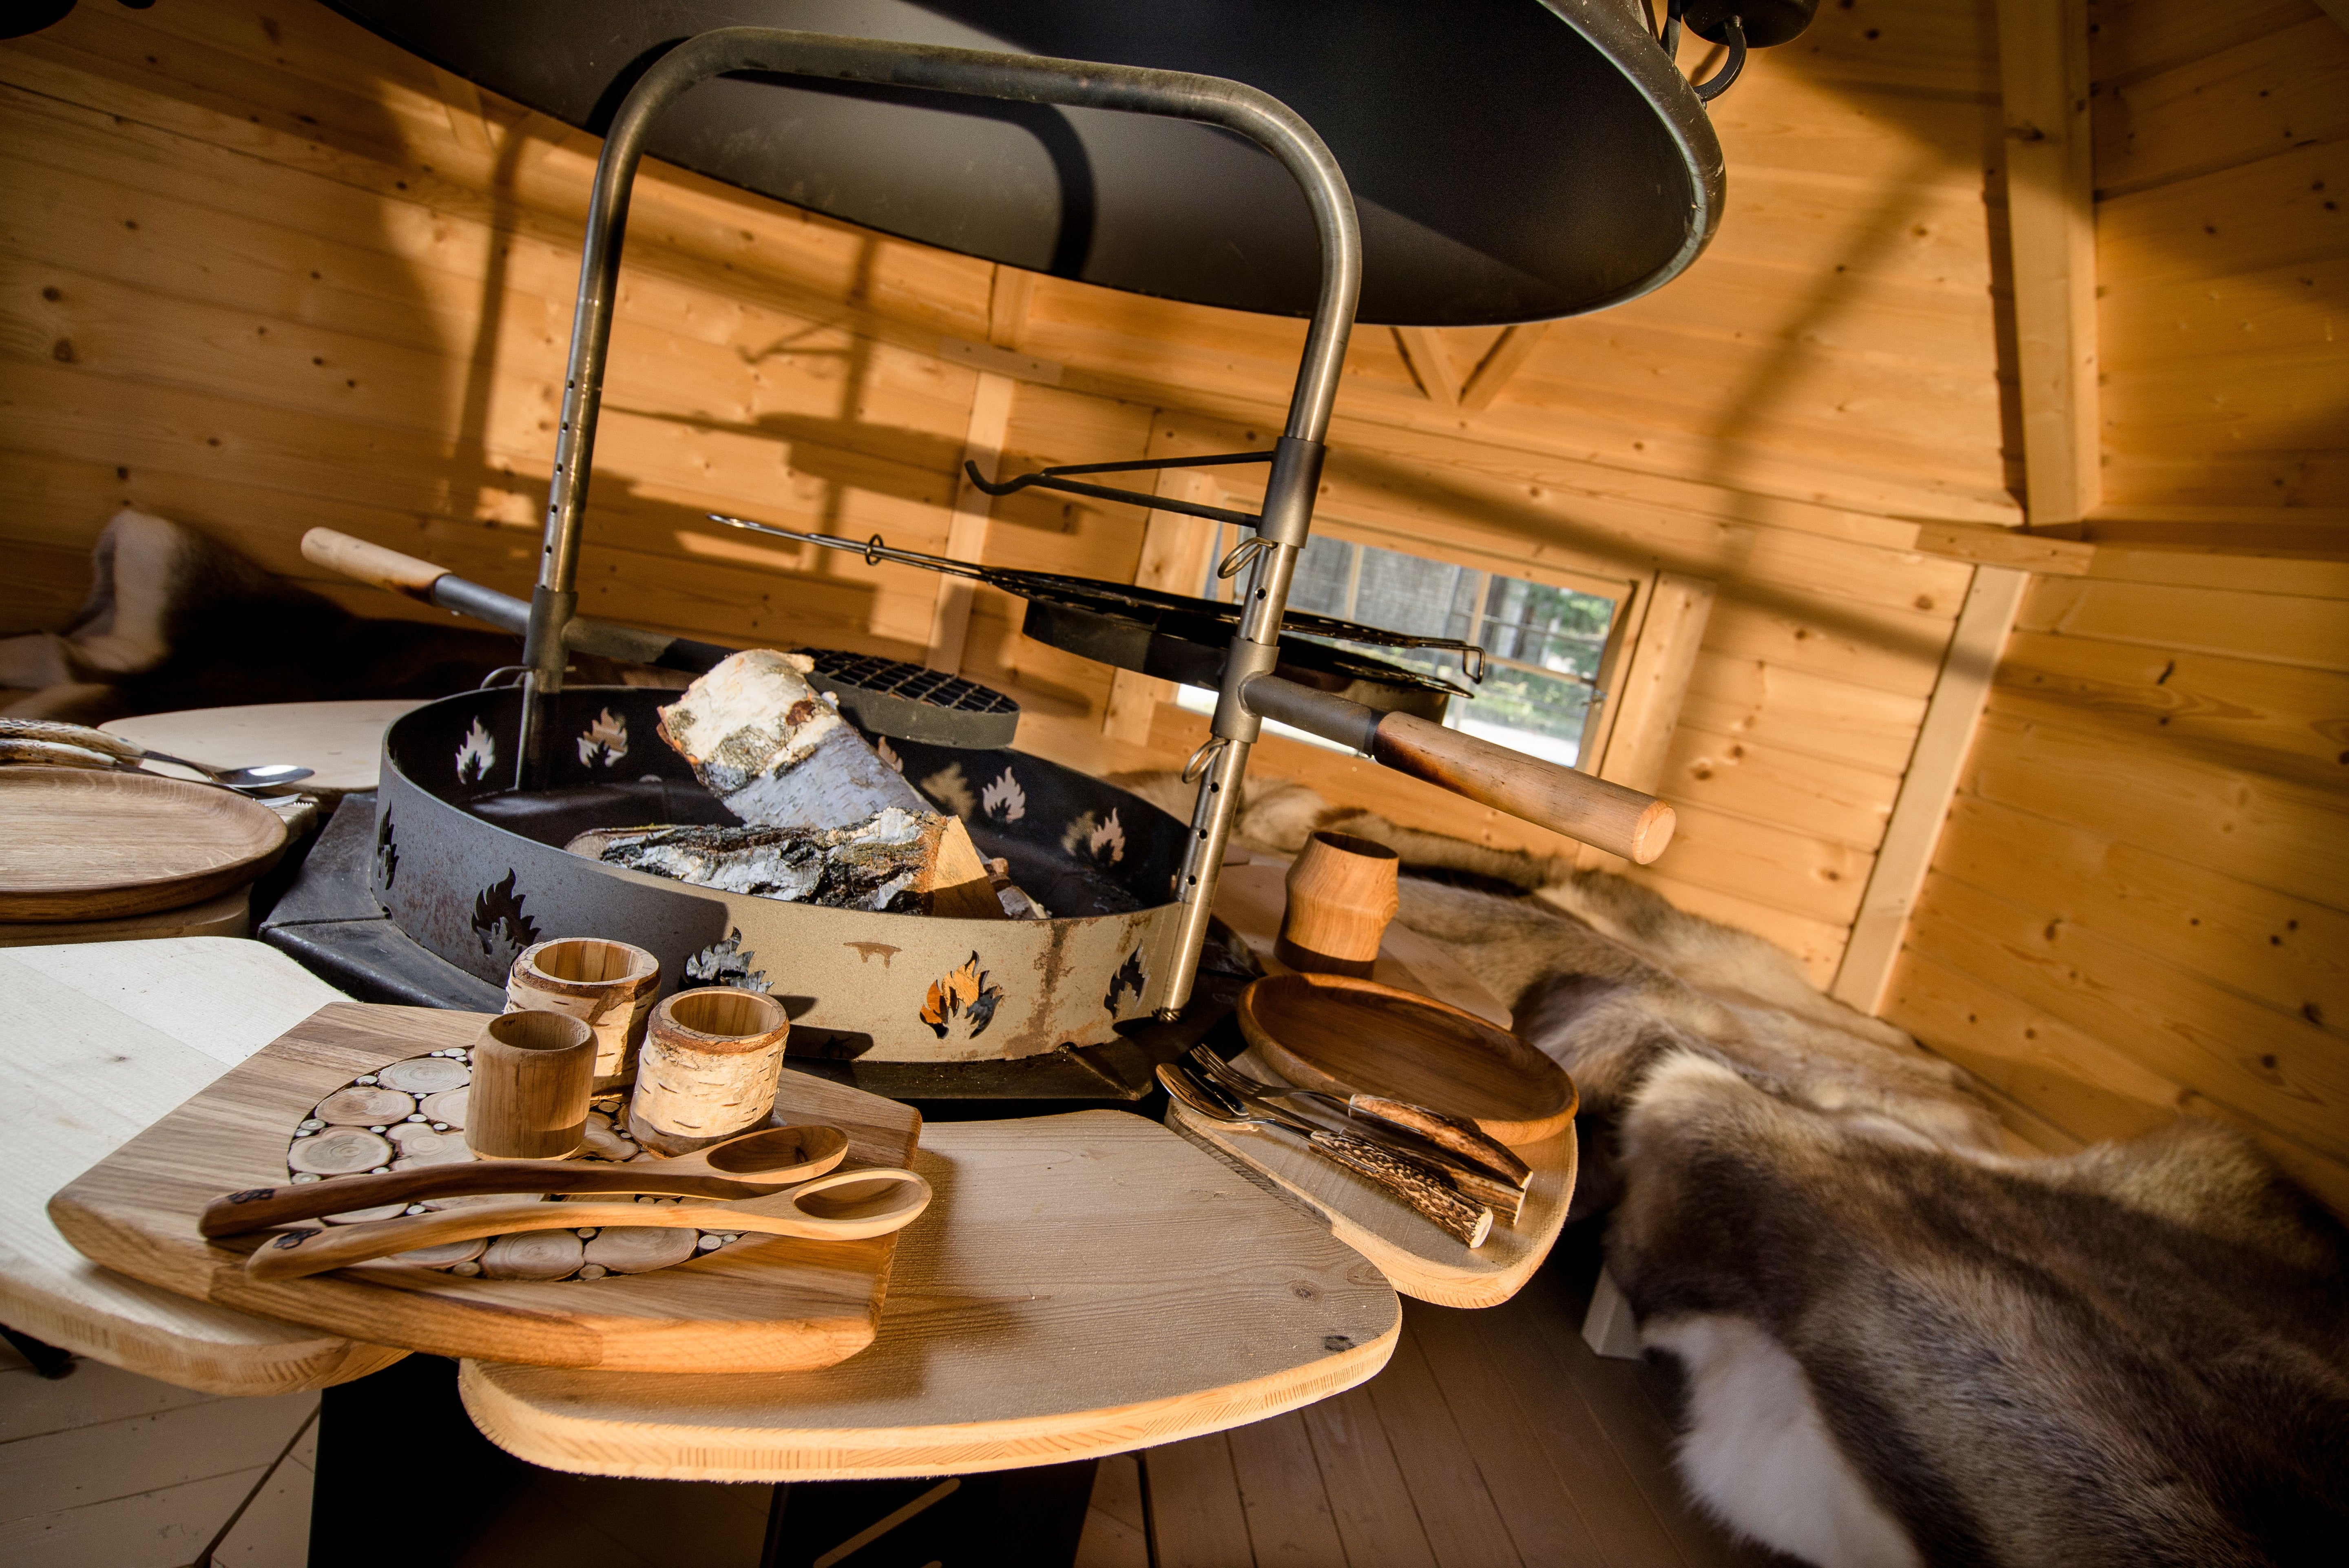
[0, 939, 403, 1394]
[461, 1111, 1400, 1482]
[103, 699, 425, 794]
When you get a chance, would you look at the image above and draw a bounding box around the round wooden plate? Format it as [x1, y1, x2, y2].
[1235, 972, 1578, 1146]
[0, 767, 288, 921]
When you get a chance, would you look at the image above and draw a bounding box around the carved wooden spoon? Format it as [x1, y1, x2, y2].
[201, 1123, 850, 1237]
[243, 1166, 931, 1281]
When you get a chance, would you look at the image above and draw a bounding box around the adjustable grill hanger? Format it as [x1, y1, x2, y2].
[514, 26, 1677, 1023]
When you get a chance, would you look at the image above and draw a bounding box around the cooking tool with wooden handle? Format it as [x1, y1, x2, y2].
[243, 1165, 931, 1281]
[1184, 1050, 1524, 1220]
[1159, 1064, 1493, 1247]
[1242, 674, 1674, 864]
[200, 1123, 850, 1237]
[1186, 1047, 1531, 1190]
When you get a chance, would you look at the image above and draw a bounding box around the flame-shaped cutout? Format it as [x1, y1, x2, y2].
[576, 708, 628, 767]
[1063, 808, 1127, 865]
[469, 870, 540, 970]
[1104, 946, 1147, 1015]
[919, 763, 976, 819]
[980, 768, 1026, 823]
[920, 952, 1004, 1039]
[685, 928, 770, 993]
[455, 717, 497, 784]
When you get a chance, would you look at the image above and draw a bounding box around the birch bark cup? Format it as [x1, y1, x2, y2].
[504, 938, 662, 1090]
[1276, 831, 1400, 979]
[466, 1010, 597, 1159]
[627, 988, 791, 1156]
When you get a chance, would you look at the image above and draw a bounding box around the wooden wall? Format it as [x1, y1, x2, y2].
[0, 0, 2022, 988]
[1884, 0, 2349, 1206]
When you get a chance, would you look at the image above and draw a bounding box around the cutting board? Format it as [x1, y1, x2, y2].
[49, 1002, 923, 1373]
[0, 767, 288, 921]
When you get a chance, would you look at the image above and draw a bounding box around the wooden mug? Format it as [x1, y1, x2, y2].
[466, 1010, 597, 1160]
[1276, 830, 1400, 979]
[627, 988, 792, 1156]
[505, 937, 661, 1091]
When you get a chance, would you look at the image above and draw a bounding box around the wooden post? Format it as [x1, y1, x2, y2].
[1995, 0, 2099, 527]
[1459, 323, 1548, 413]
[1829, 565, 2028, 1015]
[925, 371, 1018, 674]
[1393, 327, 1460, 407]
[1575, 572, 1714, 870]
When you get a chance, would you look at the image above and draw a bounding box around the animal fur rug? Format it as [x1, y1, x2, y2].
[1121, 770, 2349, 1566]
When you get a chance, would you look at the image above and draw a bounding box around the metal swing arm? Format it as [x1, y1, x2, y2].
[964, 449, 1275, 531]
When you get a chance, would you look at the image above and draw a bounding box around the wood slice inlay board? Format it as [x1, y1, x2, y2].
[48, 1002, 922, 1373]
[0, 767, 288, 921]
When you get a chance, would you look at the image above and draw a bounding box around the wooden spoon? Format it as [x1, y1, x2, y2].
[200, 1123, 849, 1237]
[243, 1166, 931, 1282]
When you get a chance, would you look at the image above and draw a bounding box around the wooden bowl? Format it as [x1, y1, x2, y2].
[1235, 972, 1577, 1146]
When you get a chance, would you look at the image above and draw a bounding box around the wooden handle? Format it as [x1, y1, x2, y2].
[200, 1164, 767, 1237]
[0, 719, 146, 763]
[300, 527, 449, 599]
[1307, 1130, 1492, 1248]
[1370, 712, 1674, 864]
[1346, 1095, 1533, 1188]
[243, 1168, 930, 1280]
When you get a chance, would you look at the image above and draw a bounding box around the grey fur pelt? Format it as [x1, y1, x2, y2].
[1617, 1052, 2349, 1566]
[1121, 771, 2349, 1565]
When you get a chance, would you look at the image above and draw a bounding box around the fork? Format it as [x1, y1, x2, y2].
[1186, 1049, 1525, 1220]
[1159, 1063, 1493, 1248]
[1186, 1046, 1531, 1188]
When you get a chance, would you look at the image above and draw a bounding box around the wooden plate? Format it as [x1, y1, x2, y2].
[1235, 972, 1577, 1146]
[0, 767, 287, 921]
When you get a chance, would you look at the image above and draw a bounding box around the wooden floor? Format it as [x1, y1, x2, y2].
[0, 1225, 1775, 1568]
[1076, 1224, 1784, 1568]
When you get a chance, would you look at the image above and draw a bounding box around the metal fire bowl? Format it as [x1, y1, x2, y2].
[373, 687, 1190, 1062]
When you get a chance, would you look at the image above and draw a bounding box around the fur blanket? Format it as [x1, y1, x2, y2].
[1123, 771, 2349, 1565]
[2, 509, 661, 724]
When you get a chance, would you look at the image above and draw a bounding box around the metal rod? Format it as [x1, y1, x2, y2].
[521, 26, 1360, 807]
[962, 465, 1267, 529]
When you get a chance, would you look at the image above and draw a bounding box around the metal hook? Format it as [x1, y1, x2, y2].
[1181, 736, 1228, 785]
[1692, 15, 1747, 102]
[1217, 536, 1273, 582]
[864, 533, 887, 566]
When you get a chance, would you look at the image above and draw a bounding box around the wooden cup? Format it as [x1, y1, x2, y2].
[504, 938, 661, 1090]
[465, 1010, 597, 1160]
[1276, 831, 1401, 979]
[627, 988, 792, 1156]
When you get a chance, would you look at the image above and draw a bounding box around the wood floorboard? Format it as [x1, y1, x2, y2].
[1407, 1296, 1616, 1567]
[0, 1390, 317, 1524]
[1228, 1409, 1349, 1567]
[0, 1465, 267, 1568]
[0, 1358, 221, 1444]
[1297, 1387, 1441, 1568]
[1362, 1330, 1526, 1568]
[1145, 1431, 1258, 1568]
[1073, 1453, 1150, 1568]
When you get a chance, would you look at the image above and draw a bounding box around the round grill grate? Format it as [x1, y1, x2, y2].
[798, 648, 1021, 749]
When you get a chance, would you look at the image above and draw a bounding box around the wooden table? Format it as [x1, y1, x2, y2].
[0, 938, 403, 1393]
[462, 1111, 1399, 1480]
[7, 937, 1400, 1499]
[102, 699, 424, 795]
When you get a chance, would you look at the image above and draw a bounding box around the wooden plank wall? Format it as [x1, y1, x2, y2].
[0, 0, 2020, 984]
[1885, 0, 2349, 1206]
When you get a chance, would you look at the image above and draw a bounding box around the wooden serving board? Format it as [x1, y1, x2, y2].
[103, 699, 425, 795]
[49, 1002, 922, 1373]
[1166, 1050, 1577, 1310]
[0, 767, 287, 921]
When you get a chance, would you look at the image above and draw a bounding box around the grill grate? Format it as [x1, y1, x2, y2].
[797, 649, 1022, 749]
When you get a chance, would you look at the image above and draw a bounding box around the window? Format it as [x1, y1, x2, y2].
[1179, 528, 1620, 767]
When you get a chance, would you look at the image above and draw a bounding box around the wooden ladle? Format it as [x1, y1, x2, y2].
[243, 1166, 932, 1282]
[200, 1123, 850, 1238]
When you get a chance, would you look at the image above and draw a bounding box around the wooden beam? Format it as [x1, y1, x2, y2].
[1391, 327, 1459, 408]
[1912, 520, 2095, 575]
[986, 265, 1032, 350]
[1829, 565, 2028, 1015]
[1995, 0, 2099, 526]
[1458, 323, 1547, 414]
[923, 372, 1017, 673]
